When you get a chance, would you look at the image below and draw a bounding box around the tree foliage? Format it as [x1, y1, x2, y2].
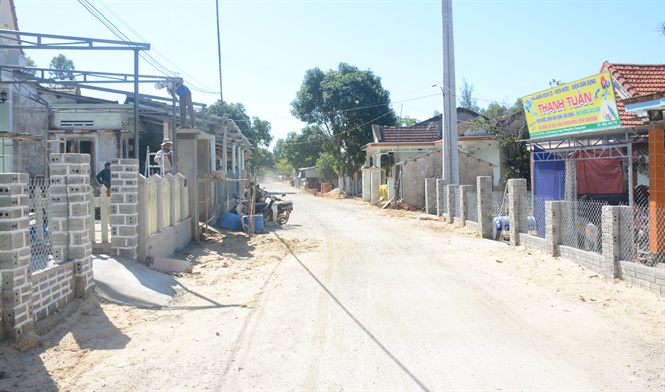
[467, 112, 531, 187]
[316, 152, 337, 182]
[24, 56, 37, 76]
[49, 54, 75, 80]
[208, 100, 274, 172]
[273, 125, 327, 173]
[290, 63, 397, 181]
[459, 79, 480, 113]
[395, 115, 419, 127]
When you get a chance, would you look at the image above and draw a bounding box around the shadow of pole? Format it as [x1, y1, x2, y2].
[273, 233, 431, 392]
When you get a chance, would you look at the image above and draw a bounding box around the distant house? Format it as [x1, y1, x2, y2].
[296, 166, 319, 189]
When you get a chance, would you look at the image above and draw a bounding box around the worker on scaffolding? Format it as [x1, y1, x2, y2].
[156, 79, 196, 129]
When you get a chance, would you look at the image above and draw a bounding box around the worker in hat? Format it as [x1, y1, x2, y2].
[154, 139, 174, 175]
[95, 162, 112, 197]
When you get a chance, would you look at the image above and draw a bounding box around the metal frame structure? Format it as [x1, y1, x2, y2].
[0, 29, 150, 156]
[527, 128, 648, 208]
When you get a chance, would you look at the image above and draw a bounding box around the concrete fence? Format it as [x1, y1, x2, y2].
[137, 171, 191, 265]
[426, 177, 665, 297]
[0, 154, 94, 342]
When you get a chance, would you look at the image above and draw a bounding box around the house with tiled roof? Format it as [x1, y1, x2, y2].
[360, 109, 497, 206]
[601, 61, 665, 126]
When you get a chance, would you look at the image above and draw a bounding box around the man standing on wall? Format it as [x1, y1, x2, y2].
[157, 79, 197, 129]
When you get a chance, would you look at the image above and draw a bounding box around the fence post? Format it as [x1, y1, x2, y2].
[445, 184, 457, 224]
[370, 168, 381, 204]
[601, 205, 624, 279]
[508, 178, 527, 247]
[0, 173, 34, 341]
[425, 178, 437, 215]
[477, 176, 493, 239]
[100, 186, 110, 243]
[545, 200, 562, 256]
[48, 153, 94, 299]
[460, 185, 472, 226]
[436, 179, 447, 217]
[110, 159, 139, 261]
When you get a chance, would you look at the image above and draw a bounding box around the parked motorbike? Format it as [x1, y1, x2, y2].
[230, 190, 294, 225]
[262, 193, 293, 225]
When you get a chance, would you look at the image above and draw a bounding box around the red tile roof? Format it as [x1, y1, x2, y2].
[378, 126, 439, 143]
[601, 61, 665, 126]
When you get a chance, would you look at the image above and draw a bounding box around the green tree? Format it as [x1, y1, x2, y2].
[48, 54, 75, 80]
[274, 125, 327, 171]
[24, 56, 37, 76]
[208, 101, 251, 138]
[291, 63, 397, 188]
[459, 79, 480, 113]
[467, 111, 530, 187]
[316, 152, 337, 182]
[208, 101, 274, 172]
[480, 102, 510, 119]
[395, 115, 419, 127]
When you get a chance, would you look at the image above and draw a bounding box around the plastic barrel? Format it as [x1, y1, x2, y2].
[220, 212, 242, 231]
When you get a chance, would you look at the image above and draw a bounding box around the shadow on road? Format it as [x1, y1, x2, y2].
[273, 233, 431, 392]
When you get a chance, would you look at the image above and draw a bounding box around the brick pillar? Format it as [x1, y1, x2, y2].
[362, 168, 371, 202]
[648, 128, 665, 263]
[602, 205, 626, 279]
[459, 185, 473, 226]
[370, 168, 381, 204]
[49, 153, 93, 299]
[436, 179, 447, 217]
[425, 178, 437, 215]
[477, 176, 493, 239]
[110, 159, 139, 261]
[545, 201, 562, 256]
[0, 173, 34, 340]
[445, 184, 457, 223]
[508, 178, 527, 247]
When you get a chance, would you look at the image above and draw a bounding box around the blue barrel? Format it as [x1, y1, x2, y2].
[220, 212, 242, 231]
[243, 215, 264, 232]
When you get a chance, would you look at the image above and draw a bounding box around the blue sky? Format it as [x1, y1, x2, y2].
[13, 0, 665, 147]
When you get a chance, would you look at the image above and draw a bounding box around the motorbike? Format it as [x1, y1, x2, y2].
[262, 193, 293, 225]
[230, 190, 293, 225]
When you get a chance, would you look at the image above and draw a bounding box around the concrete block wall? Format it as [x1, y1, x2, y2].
[477, 176, 493, 239]
[425, 178, 436, 215]
[517, 233, 547, 253]
[617, 261, 665, 296]
[0, 173, 34, 341]
[508, 179, 527, 247]
[559, 246, 605, 272]
[436, 179, 446, 217]
[445, 184, 457, 224]
[31, 263, 74, 321]
[602, 206, 623, 279]
[110, 159, 139, 261]
[48, 153, 94, 299]
[459, 185, 473, 226]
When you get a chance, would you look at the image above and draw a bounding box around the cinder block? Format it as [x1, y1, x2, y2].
[0, 173, 29, 184]
[0, 231, 27, 250]
[63, 154, 90, 164]
[0, 195, 28, 208]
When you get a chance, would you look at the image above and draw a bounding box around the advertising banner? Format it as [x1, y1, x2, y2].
[522, 71, 620, 139]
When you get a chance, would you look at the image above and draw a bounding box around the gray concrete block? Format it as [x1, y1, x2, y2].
[0, 173, 29, 184]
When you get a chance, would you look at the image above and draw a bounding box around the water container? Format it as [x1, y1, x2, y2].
[243, 215, 265, 232]
[492, 216, 510, 241]
[527, 216, 537, 236]
[220, 212, 242, 231]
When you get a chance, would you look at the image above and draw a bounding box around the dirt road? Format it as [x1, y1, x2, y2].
[1, 181, 664, 391]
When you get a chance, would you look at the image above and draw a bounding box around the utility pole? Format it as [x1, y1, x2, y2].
[441, 0, 459, 185]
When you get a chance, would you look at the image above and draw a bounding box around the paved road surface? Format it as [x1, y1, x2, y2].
[215, 181, 663, 391]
